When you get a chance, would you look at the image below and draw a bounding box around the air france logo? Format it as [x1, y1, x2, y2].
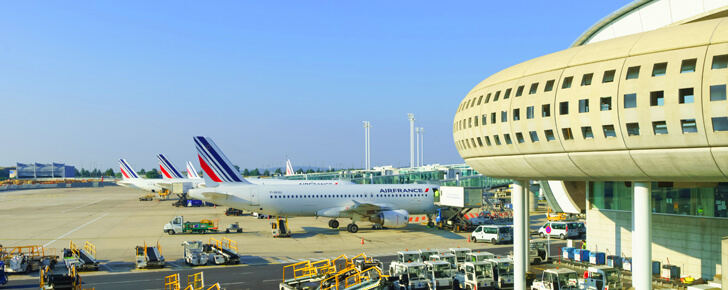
[379, 188, 423, 193]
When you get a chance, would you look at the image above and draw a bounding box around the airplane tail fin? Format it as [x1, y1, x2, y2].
[285, 159, 294, 176]
[194, 136, 251, 185]
[119, 159, 140, 179]
[186, 161, 201, 179]
[157, 154, 185, 179]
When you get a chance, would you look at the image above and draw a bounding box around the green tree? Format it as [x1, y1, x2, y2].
[146, 168, 160, 179]
[234, 165, 240, 172]
[242, 168, 250, 176]
[75, 168, 81, 176]
[81, 168, 90, 177]
[250, 168, 260, 176]
[115, 172, 122, 178]
[139, 168, 146, 175]
[104, 168, 115, 177]
[306, 169, 314, 174]
[296, 169, 304, 174]
[274, 168, 282, 175]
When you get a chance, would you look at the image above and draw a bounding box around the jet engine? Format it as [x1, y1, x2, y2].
[370, 210, 409, 228]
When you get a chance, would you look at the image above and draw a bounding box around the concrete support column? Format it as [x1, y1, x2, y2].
[633, 182, 652, 290]
[513, 180, 529, 289]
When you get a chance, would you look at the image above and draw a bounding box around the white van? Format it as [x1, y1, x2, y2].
[470, 225, 512, 244]
[538, 222, 579, 240]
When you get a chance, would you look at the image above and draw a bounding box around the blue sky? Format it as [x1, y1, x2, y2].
[0, 1, 627, 172]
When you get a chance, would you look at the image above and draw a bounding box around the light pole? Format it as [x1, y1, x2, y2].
[420, 127, 425, 166]
[415, 127, 420, 168]
[408, 113, 415, 168]
[363, 121, 371, 170]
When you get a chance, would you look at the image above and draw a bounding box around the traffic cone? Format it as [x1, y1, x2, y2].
[361, 238, 364, 245]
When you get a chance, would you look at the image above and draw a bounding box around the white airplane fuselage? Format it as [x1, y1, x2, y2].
[117, 178, 163, 192]
[188, 183, 440, 218]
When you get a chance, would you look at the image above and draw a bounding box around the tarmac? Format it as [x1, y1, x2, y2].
[0, 185, 550, 277]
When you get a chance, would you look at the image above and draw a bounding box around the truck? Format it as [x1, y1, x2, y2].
[182, 241, 209, 266]
[487, 258, 514, 289]
[452, 261, 495, 290]
[579, 266, 622, 290]
[508, 241, 548, 264]
[530, 268, 579, 290]
[424, 260, 454, 290]
[164, 216, 219, 235]
[135, 241, 165, 269]
[434, 187, 483, 232]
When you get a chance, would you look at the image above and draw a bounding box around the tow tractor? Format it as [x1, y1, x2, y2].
[271, 217, 291, 237]
[449, 248, 472, 271]
[1, 245, 58, 273]
[453, 261, 496, 290]
[164, 216, 219, 235]
[487, 258, 514, 289]
[424, 260, 454, 290]
[465, 251, 495, 263]
[224, 208, 244, 216]
[390, 262, 428, 289]
[429, 253, 457, 267]
[0, 261, 7, 286]
[206, 238, 240, 265]
[579, 266, 622, 290]
[390, 250, 423, 276]
[182, 241, 209, 266]
[419, 249, 439, 262]
[62, 241, 99, 271]
[508, 241, 548, 265]
[135, 241, 165, 269]
[530, 268, 579, 290]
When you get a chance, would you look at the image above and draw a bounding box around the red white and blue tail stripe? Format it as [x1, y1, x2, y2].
[157, 154, 185, 179]
[194, 136, 251, 184]
[285, 159, 294, 176]
[186, 161, 201, 179]
[119, 159, 140, 179]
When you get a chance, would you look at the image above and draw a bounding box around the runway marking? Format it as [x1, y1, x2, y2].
[101, 264, 114, 271]
[167, 262, 181, 268]
[61, 197, 111, 213]
[262, 279, 279, 282]
[44, 213, 109, 247]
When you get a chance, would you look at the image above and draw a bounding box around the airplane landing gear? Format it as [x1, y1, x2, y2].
[346, 223, 359, 233]
[427, 214, 435, 228]
[329, 220, 339, 229]
[371, 224, 383, 230]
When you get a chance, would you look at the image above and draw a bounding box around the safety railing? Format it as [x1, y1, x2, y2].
[165, 273, 180, 290]
[206, 283, 221, 290]
[84, 241, 96, 259]
[187, 272, 204, 290]
[221, 237, 237, 253]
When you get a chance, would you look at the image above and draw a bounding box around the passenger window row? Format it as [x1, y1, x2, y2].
[272, 193, 428, 199]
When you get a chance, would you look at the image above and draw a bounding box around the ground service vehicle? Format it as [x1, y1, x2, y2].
[390, 262, 428, 290]
[538, 222, 579, 240]
[390, 250, 425, 279]
[468, 212, 494, 225]
[135, 241, 165, 269]
[453, 261, 495, 290]
[471, 225, 512, 244]
[225, 208, 244, 216]
[419, 249, 439, 263]
[488, 258, 514, 289]
[271, 217, 290, 237]
[580, 266, 622, 290]
[424, 260, 454, 289]
[465, 252, 495, 263]
[430, 253, 457, 268]
[164, 216, 219, 234]
[508, 242, 548, 265]
[39, 265, 80, 290]
[530, 268, 579, 290]
[449, 248, 472, 271]
[182, 241, 209, 266]
[1, 245, 58, 274]
[62, 241, 99, 271]
[206, 238, 240, 265]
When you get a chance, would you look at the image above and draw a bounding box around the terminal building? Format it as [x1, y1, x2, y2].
[453, 0, 728, 288]
[15, 163, 75, 179]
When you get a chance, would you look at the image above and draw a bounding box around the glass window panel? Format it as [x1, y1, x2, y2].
[581, 126, 594, 139]
[602, 70, 616, 83]
[474, 116, 479, 127]
[650, 91, 664, 106]
[529, 131, 539, 142]
[526, 106, 534, 119]
[494, 91, 501, 101]
[713, 117, 728, 132]
[626, 123, 640, 136]
[711, 84, 726, 101]
[504, 88, 512, 99]
[515, 133, 525, 143]
[624, 93, 637, 108]
[493, 135, 501, 145]
[529, 83, 539, 95]
[513, 108, 520, 121]
[562, 128, 574, 140]
[681, 59, 697, 73]
[653, 121, 668, 135]
[476, 95, 483, 105]
[484, 136, 492, 146]
[482, 114, 487, 125]
[579, 99, 589, 113]
[652, 62, 667, 76]
[600, 97, 612, 111]
[626, 66, 640, 80]
[562, 76, 573, 89]
[581, 73, 593, 86]
[485, 93, 491, 103]
[491, 112, 496, 124]
[504, 134, 512, 145]
[679, 88, 694, 104]
[476, 137, 483, 147]
[544, 130, 556, 141]
[712, 54, 728, 69]
[501, 111, 507, 123]
[542, 104, 551, 117]
[544, 80, 555, 92]
[516, 86, 524, 97]
[560, 101, 569, 115]
[603, 125, 616, 138]
[681, 119, 697, 134]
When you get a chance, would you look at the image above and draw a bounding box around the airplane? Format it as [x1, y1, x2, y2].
[186, 161, 202, 179]
[116, 159, 163, 192]
[286, 159, 294, 175]
[156, 154, 205, 188]
[188, 136, 440, 233]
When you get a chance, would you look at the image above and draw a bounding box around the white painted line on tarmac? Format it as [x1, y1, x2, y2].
[101, 264, 113, 271]
[262, 279, 279, 282]
[44, 213, 109, 247]
[167, 262, 181, 268]
[61, 197, 110, 213]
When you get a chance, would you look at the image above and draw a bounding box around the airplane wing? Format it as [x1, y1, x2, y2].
[200, 191, 232, 200]
[317, 200, 397, 218]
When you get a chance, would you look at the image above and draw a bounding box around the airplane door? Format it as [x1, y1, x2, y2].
[250, 188, 259, 206]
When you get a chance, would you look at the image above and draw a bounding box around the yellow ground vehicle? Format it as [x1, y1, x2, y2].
[547, 209, 575, 222]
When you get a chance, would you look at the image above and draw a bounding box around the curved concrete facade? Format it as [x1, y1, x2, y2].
[453, 17, 728, 181]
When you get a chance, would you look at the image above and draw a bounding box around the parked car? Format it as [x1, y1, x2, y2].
[574, 222, 586, 238]
[470, 225, 512, 244]
[538, 222, 579, 240]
